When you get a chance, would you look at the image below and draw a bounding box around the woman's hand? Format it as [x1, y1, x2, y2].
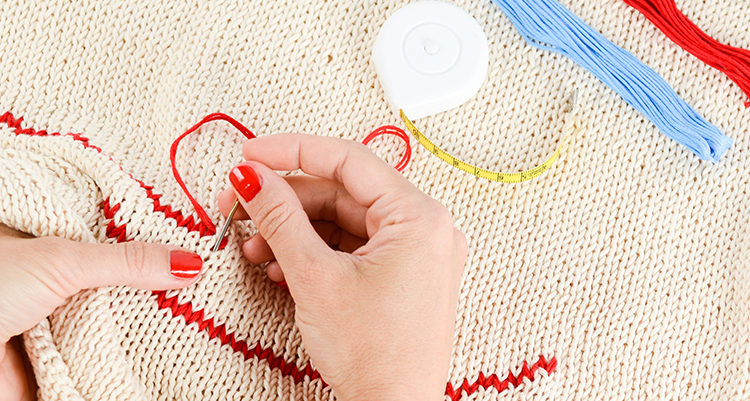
[0, 224, 204, 401]
[218, 134, 467, 401]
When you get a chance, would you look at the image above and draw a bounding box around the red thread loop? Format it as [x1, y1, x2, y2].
[172, 113, 410, 236]
[362, 125, 412, 172]
[623, 0, 750, 108]
[170, 113, 256, 235]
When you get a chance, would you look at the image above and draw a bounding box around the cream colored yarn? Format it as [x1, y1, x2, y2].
[1, 0, 749, 400]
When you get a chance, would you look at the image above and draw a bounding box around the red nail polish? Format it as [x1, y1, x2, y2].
[169, 251, 203, 279]
[229, 163, 262, 202]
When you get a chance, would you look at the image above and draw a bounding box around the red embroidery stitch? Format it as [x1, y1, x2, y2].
[137, 181, 216, 237]
[154, 290, 324, 385]
[445, 355, 557, 401]
[1, 112, 102, 152]
[2, 111, 221, 239]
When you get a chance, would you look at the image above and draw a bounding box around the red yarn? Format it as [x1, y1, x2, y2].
[362, 124, 412, 172]
[171, 114, 411, 236]
[623, 0, 750, 108]
[170, 113, 257, 235]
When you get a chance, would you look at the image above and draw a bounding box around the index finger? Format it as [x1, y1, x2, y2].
[242, 133, 417, 207]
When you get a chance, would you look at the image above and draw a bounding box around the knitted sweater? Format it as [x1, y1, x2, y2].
[1, 0, 748, 400]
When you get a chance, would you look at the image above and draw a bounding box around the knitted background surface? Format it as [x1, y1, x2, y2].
[1, 0, 749, 400]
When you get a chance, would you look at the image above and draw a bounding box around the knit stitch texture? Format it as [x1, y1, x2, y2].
[1, 0, 749, 400]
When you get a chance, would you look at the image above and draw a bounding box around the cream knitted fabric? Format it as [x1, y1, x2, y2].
[1, 0, 749, 400]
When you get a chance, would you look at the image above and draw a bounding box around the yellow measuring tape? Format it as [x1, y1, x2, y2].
[400, 97, 581, 183]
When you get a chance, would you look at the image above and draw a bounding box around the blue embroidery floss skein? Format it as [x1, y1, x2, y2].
[490, 0, 733, 163]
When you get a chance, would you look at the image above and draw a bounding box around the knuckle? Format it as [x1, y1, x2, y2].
[36, 237, 73, 272]
[381, 192, 454, 232]
[333, 141, 371, 181]
[336, 137, 368, 152]
[400, 194, 427, 215]
[121, 241, 148, 278]
[416, 201, 458, 245]
[255, 199, 297, 244]
[242, 139, 256, 159]
[350, 140, 371, 154]
[28, 237, 82, 296]
[377, 192, 421, 225]
[424, 199, 454, 228]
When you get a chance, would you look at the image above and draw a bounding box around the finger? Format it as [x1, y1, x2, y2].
[242, 234, 275, 264]
[32, 237, 203, 293]
[243, 221, 367, 265]
[266, 261, 285, 283]
[228, 161, 337, 282]
[221, 175, 370, 236]
[311, 221, 368, 254]
[218, 189, 250, 220]
[242, 134, 419, 208]
[286, 175, 368, 239]
[1, 338, 34, 401]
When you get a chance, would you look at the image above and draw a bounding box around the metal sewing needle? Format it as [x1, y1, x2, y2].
[212, 199, 239, 252]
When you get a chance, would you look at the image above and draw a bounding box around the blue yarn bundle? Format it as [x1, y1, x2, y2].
[490, 0, 733, 163]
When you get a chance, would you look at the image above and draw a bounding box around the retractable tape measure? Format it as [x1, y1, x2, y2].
[373, 1, 580, 183]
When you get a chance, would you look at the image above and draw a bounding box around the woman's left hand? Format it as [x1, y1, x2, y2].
[0, 224, 204, 401]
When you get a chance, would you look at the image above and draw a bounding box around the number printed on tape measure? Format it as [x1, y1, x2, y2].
[399, 109, 578, 183]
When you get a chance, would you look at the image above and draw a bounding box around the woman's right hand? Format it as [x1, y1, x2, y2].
[218, 134, 467, 400]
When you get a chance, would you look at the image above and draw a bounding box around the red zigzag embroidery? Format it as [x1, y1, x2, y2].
[0, 112, 216, 237]
[445, 355, 556, 400]
[154, 290, 324, 384]
[3, 111, 557, 399]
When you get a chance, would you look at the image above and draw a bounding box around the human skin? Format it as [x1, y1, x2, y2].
[0, 225, 203, 401]
[219, 134, 467, 400]
[1, 134, 467, 401]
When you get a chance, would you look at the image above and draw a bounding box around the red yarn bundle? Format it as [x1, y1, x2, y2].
[624, 0, 750, 108]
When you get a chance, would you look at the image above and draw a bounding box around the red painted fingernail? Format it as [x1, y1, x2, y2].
[229, 163, 262, 202]
[275, 280, 287, 288]
[169, 251, 203, 279]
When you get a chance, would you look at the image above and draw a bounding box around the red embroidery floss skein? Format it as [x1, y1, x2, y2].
[624, 0, 750, 108]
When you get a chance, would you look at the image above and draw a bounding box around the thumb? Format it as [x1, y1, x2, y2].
[34, 237, 203, 292]
[228, 161, 334, 280]
[0, 236, 202, 343]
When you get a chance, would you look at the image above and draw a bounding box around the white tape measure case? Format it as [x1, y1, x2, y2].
[372, 1, 490, 120]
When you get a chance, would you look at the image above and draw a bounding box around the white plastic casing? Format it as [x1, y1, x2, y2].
[373, 1, 489, 120]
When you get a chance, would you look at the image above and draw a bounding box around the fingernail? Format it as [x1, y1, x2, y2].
[275, 280, 287, 288]
[229, 163, 262, 202]
[169, 251, 203, 279]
